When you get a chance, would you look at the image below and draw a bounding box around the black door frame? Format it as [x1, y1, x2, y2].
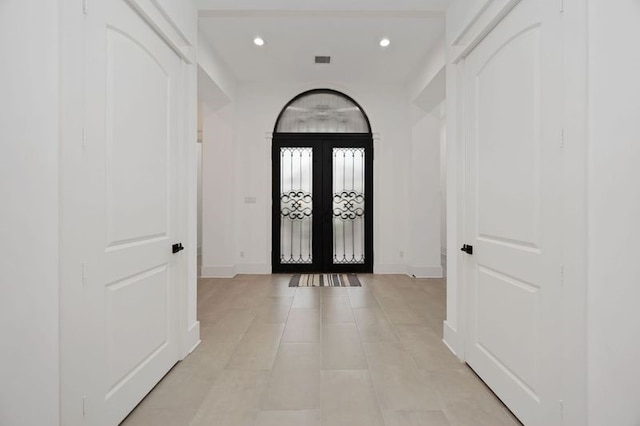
[272, 133, 374, 273]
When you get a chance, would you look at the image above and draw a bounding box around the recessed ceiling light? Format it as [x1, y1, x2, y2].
[380, 38, 390, 48]
[253, 37, 265, 46]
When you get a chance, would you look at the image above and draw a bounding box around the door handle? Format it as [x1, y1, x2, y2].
[460, 244, 473, 255]
[172, 243, 184, 254]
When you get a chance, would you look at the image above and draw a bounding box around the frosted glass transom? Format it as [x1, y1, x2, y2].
[276, 91, 370, 133]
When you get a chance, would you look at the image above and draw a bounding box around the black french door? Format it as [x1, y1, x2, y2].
[272, 134, 373, 273]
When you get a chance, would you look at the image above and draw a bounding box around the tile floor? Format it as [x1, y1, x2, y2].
[121, 274, 521, 426]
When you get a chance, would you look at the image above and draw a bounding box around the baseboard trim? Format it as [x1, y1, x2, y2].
[201, 263, 443, 277]
[408, 265, 443, 278]
[235, 263, 271, 274]
[373, 264, 408, 275]
[443, 320, 461, 360]
[184, 321, 201, 358]
[201, 265, 236, 278]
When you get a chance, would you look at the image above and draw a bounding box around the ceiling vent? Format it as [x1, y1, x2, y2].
[314, 56, 331, 64]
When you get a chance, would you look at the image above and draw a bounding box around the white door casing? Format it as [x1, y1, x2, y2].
[83, 1, 183, 424]
[463, 0, 563, 425]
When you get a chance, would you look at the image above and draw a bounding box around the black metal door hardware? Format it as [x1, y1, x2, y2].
[461, 244, 473, 255]
[172, 243, 184, 254]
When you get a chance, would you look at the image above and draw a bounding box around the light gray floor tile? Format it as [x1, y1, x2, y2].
[321, 323, 368, 370]
[442, 397, 521, 426]
[394, 324, 462, 371]
[353, 308, 398, 342]
[363, 342, 441, 411]
[383, 410, 452, 426]
[261, 343, 321, 410]
[254, 410, 321, 426]
[292, 287, 322, 309]
[322, 295, 354, 323]
[189, 370, 268, 426]
[281, 309, 320, 342]
[254, 296, 293, 323]
[123, 275, 523, 426]
[377, 296, 423, 324]
[348, 288, 380, 308]
[321, 370, 385, 426]
[225, 322, 285, 370]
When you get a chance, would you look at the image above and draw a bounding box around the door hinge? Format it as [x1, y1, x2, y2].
[559, 399, 564, 422]
[82, 127, 87, 149]
[82, 0, 88, 14]
[560, 265, 564, 286]
[82, 395, 87, 416]
[560, 128, 565, 150]
[559, 0, 564, 13]
[81, 262, 86, 286]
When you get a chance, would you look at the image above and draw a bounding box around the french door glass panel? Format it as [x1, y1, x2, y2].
[332, 148, 365, 264]
[279, 147, 313, 264]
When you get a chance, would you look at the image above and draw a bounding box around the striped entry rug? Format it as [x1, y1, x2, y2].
[289, 274, 362, 287]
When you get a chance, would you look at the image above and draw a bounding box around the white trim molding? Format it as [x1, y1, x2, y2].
[440, 251, 447, 277]
[373, 264, 408, 275]
[408, 265, 443, 278]
[236, 263, 271, 275]
[265, 131, 381, 141]
[126, 0, 195, 63]
[184, 321, 201, 357]
[442, 320, 461, 360]
[201, 265, 237, 278]
[449, 0, 522, 64]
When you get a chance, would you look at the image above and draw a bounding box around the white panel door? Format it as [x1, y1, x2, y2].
[463, 1, 563, 425]
[83, 1, 182, 424]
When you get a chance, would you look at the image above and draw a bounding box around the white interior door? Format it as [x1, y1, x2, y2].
[83, 1, 182, 424]
[463, 1, 563, 425]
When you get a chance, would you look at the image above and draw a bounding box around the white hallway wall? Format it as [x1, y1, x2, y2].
[201, 103, 237, 277]
[587, 0, 640, 424]
[407, 36, 447, 278]
[439, 112, 447, 265]
[201, 81, 444, 276]
[410, 108, 444, 277]
[0, 1, 60, 425]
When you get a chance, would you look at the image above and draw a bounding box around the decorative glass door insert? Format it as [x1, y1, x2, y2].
[279, 147, 313, 264]
[272, 137, 373, 273]
[332, 148, 366, 265]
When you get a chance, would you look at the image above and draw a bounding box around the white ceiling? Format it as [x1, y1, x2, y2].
[197, 0, 447, 85]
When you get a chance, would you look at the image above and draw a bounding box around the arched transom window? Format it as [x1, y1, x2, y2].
[275, 89, 371, 134]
